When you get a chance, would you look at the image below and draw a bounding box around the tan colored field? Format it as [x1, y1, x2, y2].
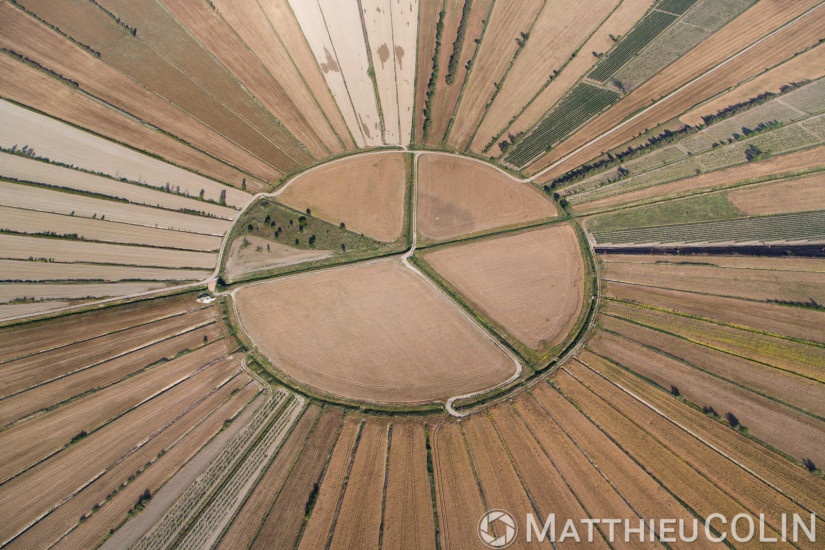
[0, 153, 239, 220]
[600, 253, 825, 272]
[412, 0, 442, 143]
[431, 420, 486, 550]
[584, 356, 825, 520]
[224, 236, 332, 283]
[601, 314, 825, 417]
[298, 417, 362, 550]
[567, 358, 816, 545]
[362, 0, 401, 144]
[0, 1, 278, 184]
[235, 260, 513, 403]
[681, 43, 825, 126]
[216, 405, 322, 549]
[498, 0, 655, 158]
[0, 234, 216, 270]
[246, 408, 342, 550]
[446, 0, 545, 151]
[530, 383, 703, 546]
[278, 154, 407, 241]
[469, 0, 621, 154]
[382, 421, 436, 550]
[0, 207, 221, 252]
[727, 173, 825, 214]
[0, 181, 231, 236]
[606, 280, 825, 344]
[0, 283, 169, 305]
[586, 332, 825, 462]
[574, 145, 825, 213]
[159, 0, 327, 160]
[603, 259, 825, 303]
[605, 298, 825, 380]
[328, 420, 388, 549]
[423, 225, 585, 351]
[0, 301, 71, 320]
[424, 0, 492, 148]
[531, 0, 825, 178]
[392, 0, 418, 144]
[0, 102, 250, 208]
[417, 154, 555, 240]
[0, 260, 209, 283]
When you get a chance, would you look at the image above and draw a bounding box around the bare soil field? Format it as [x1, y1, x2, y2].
[600, 314, 825, 417]
[586, 332, 825, 462]
[446, 0, 545, 151]
[530, 383, 702, 547]
[0, 323, 221, 428]
[531, 0, 825, 178]
[0, 181, 231, 236]
[568, 358, 817, 544]
[48, 376, 259, 550]
[412, 0, 441, 143]
[469, 0, 621, 155]
[605, 299, 825, 381]
[217, 404, 322, 550]
[0, 207, 221, 252]
[0, 260, 209, 284]
[391, 0, 418, 144]
[247, 407, 343, 550]
[0, 102, 250, 207]
[431, 420, 486, 550]
[382, 421, 436, 550]
[223, 236, 332, 283]
[497, 0, 655, 159]
[0, 292, 196, 361]
[600, 253, 825, 272]
[0, 301, 71, 320]
[278, 154, 407, 241]
[585, 356, 825, 520]
[417, 154, 555, 241]
[680, 44, 825, 126]
[235, 260, 514, 404]
[0, 1, 279, 184]
[727, 173, 825, 215]
[0, 355, 238, 546]
[298, 416, 361, 550]
[0, 283, 169, 306]
[488, 403, 610, 549]
[423, 225, 585, 351]
[362, 0, 402, 144]
[159, 0, 327, 161]
[328, 420, 388, 550]
[0, 234, 216, 270]
[606, 280, 825, 343]
[424, 0, 492, 148]
[1, 305, 217, 398]
[603, 259, 825, 303]
[0, 154, 239, 220]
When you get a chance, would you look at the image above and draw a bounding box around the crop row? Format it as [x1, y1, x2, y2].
[132, 389, 291, 550]
[176, 396, 303, 549]
[505, 83, 621, 167]
[593, 211, 825, 244]
[656, 0, 700, 16]
[588, 10, 678, 83]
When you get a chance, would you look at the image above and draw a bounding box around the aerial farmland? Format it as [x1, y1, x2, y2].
[1, 0, 823, 548]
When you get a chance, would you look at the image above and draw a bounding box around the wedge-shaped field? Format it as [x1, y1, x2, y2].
[278, 154, 407, 242]
[422, 225, 585, 352]
[234, 260, 515, 403]
[416, 154, 555, 241]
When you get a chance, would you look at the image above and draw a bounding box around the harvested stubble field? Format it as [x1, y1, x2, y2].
[278, 153, 408, 242]
[416, 154, 555, 241]
[361, 0, 402, 145]
[0, 260, 209, 284]
[422, 224, 585, 352]
[235, 259, 514, 403]
[727, 173, 825, 214]
[0, 282, 170, 306]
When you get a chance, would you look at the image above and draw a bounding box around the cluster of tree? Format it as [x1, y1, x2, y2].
[3, 48, 79, 88]
[445, 0, 473, 85]
[422, 10, 447, 138]
[8, 0, 101, 57]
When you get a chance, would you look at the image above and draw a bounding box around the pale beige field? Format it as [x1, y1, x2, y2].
[726, 173, 825, 215]
[362, 0, 401, 144]
[0, 100, 250, 207]
[278, 153, 407, 242]
[416, 154, 555, 241]
[0, 206, 221, 252]
[223, 236, 332, 283]
[0, 234, 216, 270]
[235, 260, 514, 403]
[0, 259, 209, 283]
[423, 224, 585, 351]
[0, 282, 168, 304]
[391, 0, 418, 144]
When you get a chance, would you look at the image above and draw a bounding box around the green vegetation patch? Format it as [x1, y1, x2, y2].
[656, 0, 700, 15]
[586, 193, 742, 233]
